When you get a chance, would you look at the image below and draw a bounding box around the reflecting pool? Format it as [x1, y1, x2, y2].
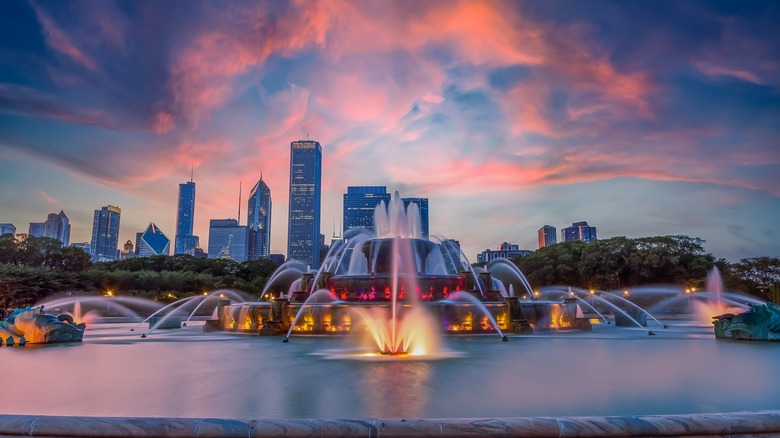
[2, 319, 779, 419]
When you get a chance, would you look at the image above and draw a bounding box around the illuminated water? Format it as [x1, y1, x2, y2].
[2, 319, 779, 419]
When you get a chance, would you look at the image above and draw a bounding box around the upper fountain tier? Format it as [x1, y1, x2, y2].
[311, 191, 475, 302]
[322, 237, 468, 302]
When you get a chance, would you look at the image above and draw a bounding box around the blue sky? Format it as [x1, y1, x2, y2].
[0, 0, 778, 261]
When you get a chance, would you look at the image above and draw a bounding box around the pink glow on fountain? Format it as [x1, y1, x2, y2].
[693, 267, 746, 324]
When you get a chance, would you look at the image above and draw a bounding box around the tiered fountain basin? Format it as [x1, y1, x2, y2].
[205, 237, 591, 337]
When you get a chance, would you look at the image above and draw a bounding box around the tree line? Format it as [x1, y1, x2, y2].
[0, 234, 279, 308]
[513, 235, 780, 303]
[1, 233, 778, 309]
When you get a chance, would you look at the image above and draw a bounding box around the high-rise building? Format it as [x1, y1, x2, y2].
[343, 186, 391, 234]
[538, 225, 557, 248]
[137, 223, 171, 257]
[0, 224, 15, 236]
[287, 140, 322, 267]
[43, 211, 70, 246]
[207, 219, 252, 262]
[28, 222, 45, 237]
[402, 197, 429, 240]
[174, 180, 199, 255]
[247, 176, 272, 259]
[0, 223, 16, 236]
[562, 221, 598, 243]
[90, 205, 121, 261]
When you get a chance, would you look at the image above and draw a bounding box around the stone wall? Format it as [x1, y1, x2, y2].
[1, 411, 779, 437]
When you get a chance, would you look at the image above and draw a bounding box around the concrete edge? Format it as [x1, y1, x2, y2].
[0, 410, 778, 437]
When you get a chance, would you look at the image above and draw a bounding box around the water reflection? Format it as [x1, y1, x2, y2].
[356, 361, 432, 418]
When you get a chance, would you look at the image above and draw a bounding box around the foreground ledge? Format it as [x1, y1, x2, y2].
[1, 411, 780, 437]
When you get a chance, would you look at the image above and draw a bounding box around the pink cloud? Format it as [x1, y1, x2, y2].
[31, 2, 98, 71]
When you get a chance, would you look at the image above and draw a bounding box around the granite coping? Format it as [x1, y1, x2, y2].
[0, 411, 779, 437]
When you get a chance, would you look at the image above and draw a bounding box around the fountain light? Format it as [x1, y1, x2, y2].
[623, 290, 630, 297]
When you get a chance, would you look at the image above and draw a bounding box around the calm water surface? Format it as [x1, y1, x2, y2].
[1, 320, 778, 419]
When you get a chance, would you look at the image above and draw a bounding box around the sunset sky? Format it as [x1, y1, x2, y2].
[0, 0, 778, 262]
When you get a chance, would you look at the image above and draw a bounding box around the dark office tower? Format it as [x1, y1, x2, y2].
[538, 225, 557, 249]
[43, 211, 70, 246]
[401, 197, 430, 240]
[343, 186, 391, 234]
[28, 222, 45, 237]
[174, 180, 199, 255]
[90, 205, 121, 261]
[562, 221, 598, 243]
[247, 176, 272, 259]
[287, 140, 322, 267]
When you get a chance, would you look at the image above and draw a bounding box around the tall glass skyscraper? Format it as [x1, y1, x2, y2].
[343, 186, 391, 234]
[90, 205, 121, 261]
[538, 225, 557, 248]
[174, 180, 199, 254]
[43, 210, 71, 246]
[248, 176, 272, 259]
[287, 140, 322, 267]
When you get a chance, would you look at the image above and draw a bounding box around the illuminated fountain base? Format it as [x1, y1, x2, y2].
[204, 296, 591, 337]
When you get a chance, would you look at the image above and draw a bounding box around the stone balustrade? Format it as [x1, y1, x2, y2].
[1, 411, 780, 437]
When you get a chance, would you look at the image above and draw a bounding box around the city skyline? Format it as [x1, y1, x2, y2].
[0, 1, 778, 262]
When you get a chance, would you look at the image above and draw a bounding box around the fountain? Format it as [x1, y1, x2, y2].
[208, 192, 591, 352]
[706, 268, 780, 340]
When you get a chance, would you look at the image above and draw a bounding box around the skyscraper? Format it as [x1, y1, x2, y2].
[538, 225, 557, 248]
[0, 223, 16, 236]
[43, 211, 70, 246]
[247, 176, 272, 259]
[402, 197, 430, 240]
[174, 180, 199, 255]
[90, 205, 121, 261]
[137, 223, 171, 257]
[287, 140, 322, 267]
[28, 222, 45, 237]
[562, 221, 598, 243]
[207, 219, 252, 262]
[343, 186, 391, 234]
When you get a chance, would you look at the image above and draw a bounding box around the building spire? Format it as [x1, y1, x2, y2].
[238, 180, 242, 224]
[190, 164, 194, 182]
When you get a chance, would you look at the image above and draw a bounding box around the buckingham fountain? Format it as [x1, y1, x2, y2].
[205, 192, 590, 353]
[1, 192, 779, 436]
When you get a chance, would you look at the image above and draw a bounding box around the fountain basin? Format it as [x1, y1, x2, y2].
[206, 296, 591, 336]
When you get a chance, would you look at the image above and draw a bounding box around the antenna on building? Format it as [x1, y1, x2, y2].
[260, 171, 263, 181]
[190, 164, 194, 183]
[238, 181, 242, 224]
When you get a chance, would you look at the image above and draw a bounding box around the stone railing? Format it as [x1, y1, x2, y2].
[1, 411, 779, 437]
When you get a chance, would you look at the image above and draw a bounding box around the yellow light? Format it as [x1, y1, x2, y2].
[691, 287, 696, 292]
[534, 291, 540, 297]
[623, 290, 629, 297]
[203, 292, 208, 296]
[590, 290, 595, 294]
